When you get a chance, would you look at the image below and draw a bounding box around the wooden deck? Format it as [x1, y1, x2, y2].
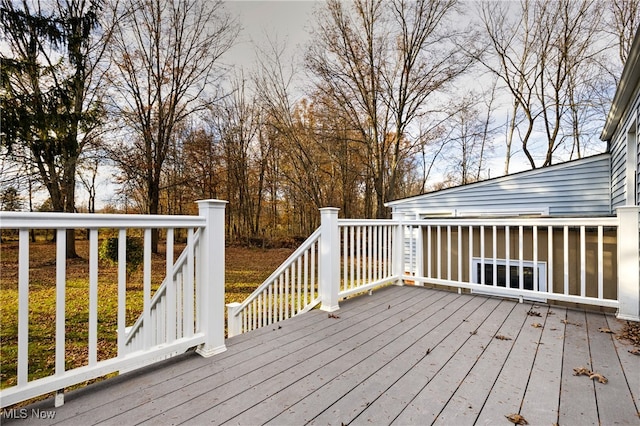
[4, 285, 639, 425]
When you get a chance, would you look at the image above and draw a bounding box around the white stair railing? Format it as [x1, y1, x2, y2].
[122, 229, 200, 356]
[0, 199, 228, 409]
[226, 209, 402, 337]
[226, 228, 322, 336]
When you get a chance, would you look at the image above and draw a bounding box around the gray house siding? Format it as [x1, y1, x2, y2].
[387, 155, 612, 217]
[607, 69, 640, 209]
[611, 130, 627, 208]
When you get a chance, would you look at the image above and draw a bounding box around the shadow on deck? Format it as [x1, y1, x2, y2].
[3, 286, 639, 425]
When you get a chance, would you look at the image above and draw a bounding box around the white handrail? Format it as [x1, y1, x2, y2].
[401, 218, 621, 309]
[227, 219, 402, 336]
[0, 211, 205, 229]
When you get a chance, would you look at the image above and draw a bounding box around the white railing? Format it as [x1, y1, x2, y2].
[400, 217, 620, 306]
[395, 207, 639, 321]
[0, 200, 227, 408]
[3, 202, 636, 407]
[337, 220, 398, 299]
[226, 209, 401, 337]
[122, 229, 200, 356]
[227, 206, 639, 338]
[226, 228, 322, 337]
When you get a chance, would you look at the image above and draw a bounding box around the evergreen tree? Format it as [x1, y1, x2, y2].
[0, 0, 106, 257]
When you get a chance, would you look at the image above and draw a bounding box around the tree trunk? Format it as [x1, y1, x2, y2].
[64, 146, 78, 258]
[149, 180, 160, 253]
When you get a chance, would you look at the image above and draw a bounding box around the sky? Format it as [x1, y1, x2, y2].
[223, 1, 318, 71]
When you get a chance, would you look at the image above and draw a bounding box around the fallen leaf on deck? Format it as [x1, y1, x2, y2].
[629, 348, 640, 356]
[589, 372, 608, 384]
[328, 313, 340, 319]
[561, 319, 581, 326]
[573, 367, 608, 384]
[598, 327, 614, 334]
[495, 334, 512, 340]
[573, 366, 591, 377]
[531, 323, 543, 328]
[470, 330, 477, 335]
[547, 311, 555, 316]
[527, 310, 542, 317]
[505, 413, 528, 424]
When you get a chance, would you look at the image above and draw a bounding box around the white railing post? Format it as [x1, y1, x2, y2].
[616, 206, 640, 321]
[196, 199, 228, 357]
[226, 302, 242, 337]
[392, 211, 405, 285]
[320, 207, 340, 312]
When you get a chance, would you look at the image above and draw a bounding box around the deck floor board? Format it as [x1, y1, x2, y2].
[3, 285, 638, 426]
[515, 305, 566, 425]
[433, 301, 533, 425]
[587, 312, 639, 424]
[473, 304, 549, 425]
[296, 294, 484, 426]
[390, 298, 516, 425]
[558, 310, 599, 426]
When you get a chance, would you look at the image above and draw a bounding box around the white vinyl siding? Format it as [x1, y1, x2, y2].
[388, 155, 611, 217]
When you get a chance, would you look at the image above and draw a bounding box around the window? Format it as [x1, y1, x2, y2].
[472, 258, 547, 295]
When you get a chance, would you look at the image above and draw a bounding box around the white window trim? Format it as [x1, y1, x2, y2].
[418, 211, 455, 219]
[455, 207, 549, 217]
[626, 123, 637, 206]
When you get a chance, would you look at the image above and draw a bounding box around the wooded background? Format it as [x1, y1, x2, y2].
[1, 0, 637, 249]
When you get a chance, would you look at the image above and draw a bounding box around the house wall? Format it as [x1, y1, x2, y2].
[421, 226, 618, 300]
[609, 77, 640, 209]
[388, 155, 612, 218]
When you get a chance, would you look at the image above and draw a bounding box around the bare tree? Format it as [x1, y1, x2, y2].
[477, 0, 542, 171]
[255, 35, 328, 232]
[212, 73, 262, 242]
[307, 0, 469, 217]
[108, 0, 238, 251]
[182, 125, 224, 200]
[608, 0, 640, 64]
[536, 0, 605, 165]
[443, 89, 498, 186]
[77, 153, 101, 213]
[477, 0, 614, 170]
